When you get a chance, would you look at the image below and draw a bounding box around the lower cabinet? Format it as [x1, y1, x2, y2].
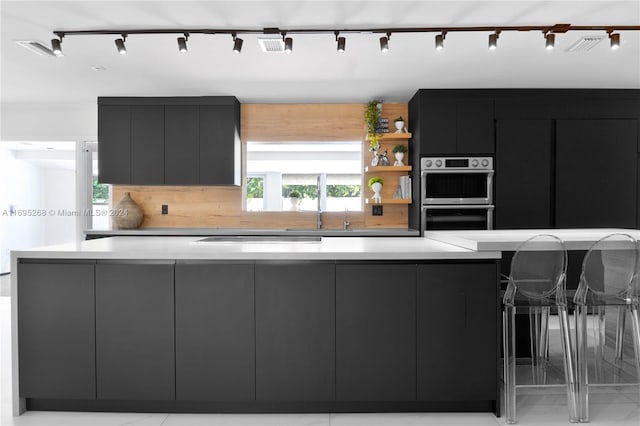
[417, 263, 498, 401]
[18, 261, 96, 399]
[95, 261, 175, 400]
[336, 263, 417, 401]
[255, 262, 335, 401]
[175, 261, 255, 400]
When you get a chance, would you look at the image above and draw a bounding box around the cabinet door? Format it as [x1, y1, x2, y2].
[556, 119, 637, 228]
[495, 119, 552, 228]
[336, 263, 416, 401]
[200, 104, 239, 185]
[457, 99, 495, 154]
[255, 262, 335, 401]
[175, 262, 255, 401]
[165, 105, 199, 184]
[18, 261, 96, 399]
[96, 262, 174, 400]
[130, 105, 164, 184]
[420, 98, 457, 155]
[98, 105, 130, 184]
[417, 263, 498, 401]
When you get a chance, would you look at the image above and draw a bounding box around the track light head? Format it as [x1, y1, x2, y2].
[284, 36, 293, 53]
[337, 36, 346, 53]
[488, 32, 499, 50]
[545, 33, 555, 50]
[435, 33, 445, 51]
[609, 32, 620, 49]
[177, 36, 188, 53]
[379, 35, 389, 53]
[232, 34, 243, 53]
[115, 36, 127, 55]
[51, 38, 63, 56]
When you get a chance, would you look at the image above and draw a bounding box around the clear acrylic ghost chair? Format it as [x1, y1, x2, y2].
[503, 234, 579, 424]
[573, 233, 640, 422]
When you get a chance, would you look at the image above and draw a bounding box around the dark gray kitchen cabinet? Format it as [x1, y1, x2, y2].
[417, 263, 498, 401]
[255, 262, 335, 401]
[556, 119, 637, 228]
[97, 105, 130, 184]
[95, 261, 175, 400]
[175, 261, 255, 401]
[495, 119, 552, 228]
[130, 105, 165, 184]
[18, 261, 96, 399]
[336, 263, 416, 401]
[200, 104, 240, 185]
[165, 105, 200, 184]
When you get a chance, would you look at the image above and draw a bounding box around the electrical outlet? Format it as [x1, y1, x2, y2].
[161, 204, 168, 215]
[372, 205, 383, 216]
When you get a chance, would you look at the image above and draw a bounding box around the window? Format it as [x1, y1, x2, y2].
[246, 142, 362, 212]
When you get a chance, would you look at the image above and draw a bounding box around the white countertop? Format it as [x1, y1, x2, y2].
[11, 236, 501, 261]
[426, 228, 640, 251]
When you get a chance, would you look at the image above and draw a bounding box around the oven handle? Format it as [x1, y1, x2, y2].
[422, 205, 494, 210]
[422, 170, 494, 175]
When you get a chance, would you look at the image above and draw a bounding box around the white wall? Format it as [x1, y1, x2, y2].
[41, 167, 77, 245]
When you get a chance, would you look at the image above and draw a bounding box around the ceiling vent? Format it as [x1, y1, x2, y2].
[565, 35, 605, 52]
[257, 34, 285, 53]
[15, 40, 57, 57]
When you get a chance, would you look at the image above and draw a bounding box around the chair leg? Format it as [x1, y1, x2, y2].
[558, 306, 579, 423]
[504, 306, 517, 424]
[629, 305, 640, 396]
[576, 305, 589, 423]
[614, 306, 627, 383]
[529, 306, 550, 384]
[593, 306, 606, 383]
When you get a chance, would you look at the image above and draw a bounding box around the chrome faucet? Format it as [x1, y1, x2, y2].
[316, 175, 322, 229]
[343, 208, 350, 230]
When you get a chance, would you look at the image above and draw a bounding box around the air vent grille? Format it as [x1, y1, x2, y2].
[566, 35, 605, 52]
[15, 40, 56, 57]
[257, 35, 285, 53]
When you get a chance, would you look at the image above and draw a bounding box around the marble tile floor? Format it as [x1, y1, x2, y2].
[1, 274, 638, 426]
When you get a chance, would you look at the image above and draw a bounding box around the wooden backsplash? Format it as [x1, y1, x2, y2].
[112, 102, 410, 229]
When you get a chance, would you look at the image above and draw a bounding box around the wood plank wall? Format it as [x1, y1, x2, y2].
[112, 102, 410, 229]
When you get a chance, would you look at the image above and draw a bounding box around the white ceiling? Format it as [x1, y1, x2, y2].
[1, 0, 639, 106]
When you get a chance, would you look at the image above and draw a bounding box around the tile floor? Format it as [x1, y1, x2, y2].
[0, 273, 638, 426]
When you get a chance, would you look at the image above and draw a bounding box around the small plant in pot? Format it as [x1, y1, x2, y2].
[394, 116, 405, 133]
[368, 176, 384, 203]
[392, 144, 407, 166]
[287, 190, 301, 211]
[365, 100, 383, 159]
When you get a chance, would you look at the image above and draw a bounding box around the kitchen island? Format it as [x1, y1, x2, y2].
[11, 236, 501, 416]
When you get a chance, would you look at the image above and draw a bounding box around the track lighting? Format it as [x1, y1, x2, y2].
[232, 34, 243, 53]
[545, 33, 555, 50]
[488, 32, 499, 50]
[284, 36, 293, 53]
[177, 34, 188, 53]
[609, 32, 620, 49]
[115, 36, 127, 55]
[435, 33, 445, 51]
[380, 32, 390, 53]
[51, 37, 63, 56]
[335, 32, 346, 53]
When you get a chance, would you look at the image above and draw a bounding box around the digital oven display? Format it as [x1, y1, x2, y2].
[445, 158, 469, 168]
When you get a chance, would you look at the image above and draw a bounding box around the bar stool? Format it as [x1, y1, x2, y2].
[503, 234, 579, 424]
[573, 233, 640, 422]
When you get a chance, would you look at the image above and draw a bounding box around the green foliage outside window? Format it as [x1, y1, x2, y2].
[92, 178, 109, 203]
[282, 185, 360, 198]
[246, 177, 264, 198]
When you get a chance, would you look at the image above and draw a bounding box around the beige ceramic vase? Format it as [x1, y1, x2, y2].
[112, 192, 144, 229]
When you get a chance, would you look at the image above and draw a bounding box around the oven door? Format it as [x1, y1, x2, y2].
[421, 170, 493, 205]
[422, 205, 494, 232]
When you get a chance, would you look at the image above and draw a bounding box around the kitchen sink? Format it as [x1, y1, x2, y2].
[195, 236, 322, 243]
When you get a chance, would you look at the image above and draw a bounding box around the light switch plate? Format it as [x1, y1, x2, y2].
[372, 205, 383, 216]
[161, 204, 168, 215]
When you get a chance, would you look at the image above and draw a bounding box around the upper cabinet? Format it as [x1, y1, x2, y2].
[409, 90, 495, 156]
[98, 97, 241, 186]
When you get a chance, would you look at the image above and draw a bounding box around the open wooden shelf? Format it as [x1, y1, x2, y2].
[365, 165, 412, 173]
[367, 132, 412, 140]
[365, 198, 412, 205]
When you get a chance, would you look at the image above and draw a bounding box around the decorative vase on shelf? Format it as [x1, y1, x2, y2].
[287, 197, 300, 211]
[394, 120, 405, 133]
[112, 192, 143, 229]
[394, 152, 405, 166]
[371, 182, 383, 203]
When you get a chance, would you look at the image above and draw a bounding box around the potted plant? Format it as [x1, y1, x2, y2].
[368, 176, 384, 203]
[392, 144, 407, 166]
[287, 190, 301, 211]
[365, 100, 382, 154]
[394, 116, 405, 133]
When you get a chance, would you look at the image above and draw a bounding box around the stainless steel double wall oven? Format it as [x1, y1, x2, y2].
[421, 156, 494, 232]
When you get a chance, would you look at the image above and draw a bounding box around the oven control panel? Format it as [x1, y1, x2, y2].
[421, 157, 493, 170]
